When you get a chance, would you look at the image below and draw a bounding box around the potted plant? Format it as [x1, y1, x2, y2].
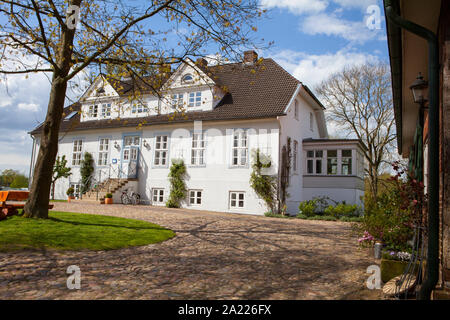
[105, 193, 113, 204]
[66, 187, 75, 202]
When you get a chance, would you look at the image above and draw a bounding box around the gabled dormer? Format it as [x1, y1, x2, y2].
[160, 58, 226, 113]
[79, 75, 120, 122]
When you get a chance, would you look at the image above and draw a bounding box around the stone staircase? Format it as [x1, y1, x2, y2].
[81, 178, 133, 202]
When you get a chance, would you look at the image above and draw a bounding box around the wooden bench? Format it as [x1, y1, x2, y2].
[0, 191, 54, 220]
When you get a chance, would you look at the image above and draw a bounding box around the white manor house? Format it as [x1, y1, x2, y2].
[30, 51, 365, 215]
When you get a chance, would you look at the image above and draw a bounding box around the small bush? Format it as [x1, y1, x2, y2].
[105, 193, 112, 198]
[324, 203, 360, 218]
[298, 199, 318, 217]
[66, 187, 74, 197]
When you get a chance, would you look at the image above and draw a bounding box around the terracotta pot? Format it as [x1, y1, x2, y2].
[105, 198, 113, 204]
[67, 196, 75, 203]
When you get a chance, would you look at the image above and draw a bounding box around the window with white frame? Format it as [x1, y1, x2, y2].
[310, 112, 314, 131]
[171, 93, 184, 108]
[188, 92, 202, 107]
[154, 135, 168, 165]
[101, 103, 111, 117]
[123, 149, 130, 161]
[72, 140, 83, 166]
[191, 132, 205, 165]
[88, 105, 98, 118]
[327, 150, 338, 175]
[229, 191, 245, 209]
[294, 100, 299, 120]
[132, 103, 148, 114]
[189, 190, 202, 205]
[341, 149, 352, 175]
[306, 150, 323, 174]
[98, 138, 109, 166]
[152, 188, 165, 205]
[232, 130, 248, 166]
[124, 136, 140, 147]
[293, 140, 298, 172]
[182, 74, 194, 83]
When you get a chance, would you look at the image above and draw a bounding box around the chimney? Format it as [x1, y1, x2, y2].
[196, 58, 208, 68]
[243, 50, 258, 65]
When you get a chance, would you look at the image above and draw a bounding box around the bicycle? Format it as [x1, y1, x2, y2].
[121, 189, 140, 205]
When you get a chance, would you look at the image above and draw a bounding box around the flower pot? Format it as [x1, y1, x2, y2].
[105, 198, 113, 204]
[67, 196, 75, 203]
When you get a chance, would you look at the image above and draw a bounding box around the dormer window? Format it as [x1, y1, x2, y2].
[182, 74, 194, 83]
[88, 105, 98, 118]
[171, 94, 184, 108]
[188, 92, 202, 107]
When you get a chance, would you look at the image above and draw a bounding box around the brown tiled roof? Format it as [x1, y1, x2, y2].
[31, 58, 301, 135]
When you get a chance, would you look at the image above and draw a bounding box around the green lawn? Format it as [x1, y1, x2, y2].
[0, 211, 175, 252]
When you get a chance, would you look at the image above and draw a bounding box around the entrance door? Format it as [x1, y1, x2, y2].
[122, 135, 140, 179]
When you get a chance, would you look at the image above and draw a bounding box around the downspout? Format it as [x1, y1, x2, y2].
[384, 0, 440, 300]
[28, 135, 36, 189]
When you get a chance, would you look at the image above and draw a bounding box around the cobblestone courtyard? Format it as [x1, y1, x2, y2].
[0, 203, 382, 299]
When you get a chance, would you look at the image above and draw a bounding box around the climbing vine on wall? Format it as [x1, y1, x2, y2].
[80, 152, 94, 194]
[166, 159, 187, 208]
[280, 137, 292, 212]
[249, 149, 277, 212]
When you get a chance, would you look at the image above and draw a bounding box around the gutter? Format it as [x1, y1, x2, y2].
[28, 135, 35, 189]
[384, 0, 440, 300]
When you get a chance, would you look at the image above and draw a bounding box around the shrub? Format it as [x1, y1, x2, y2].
[296, 213, 308, 219]
[105, 193, 112, 199]
[66, 187, 74, 197]
[166, 159, 187, 208]
[298, 199, 317, 217]
[324, 203, 360, 218]
[80, 152, 94, 193]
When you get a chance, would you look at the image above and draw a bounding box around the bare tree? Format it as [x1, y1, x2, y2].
[0, 0, 267, 218]
[315, 63, 396, 199]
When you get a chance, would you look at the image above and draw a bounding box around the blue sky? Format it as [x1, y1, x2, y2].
[0, 0, 389, 174]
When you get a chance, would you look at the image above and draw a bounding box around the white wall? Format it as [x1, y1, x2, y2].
[45, 118, 280, 215]
[278, 89, 323, 214]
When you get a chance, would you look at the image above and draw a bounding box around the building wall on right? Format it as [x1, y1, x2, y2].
[438, 2, 450, 289]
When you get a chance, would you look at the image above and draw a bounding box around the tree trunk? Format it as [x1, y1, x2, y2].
[23, 0, 79, 218]
[23, 77, 68, 218]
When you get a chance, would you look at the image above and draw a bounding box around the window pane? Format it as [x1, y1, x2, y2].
[307, 159, 313, 174]
[342, 149, 352, 157]
[327, 159, 338, 175]
[315, 150, 323, 158]
[327, 150, 337, 158]
[316, 159, 322, 174]
[307, 150, 314, 158]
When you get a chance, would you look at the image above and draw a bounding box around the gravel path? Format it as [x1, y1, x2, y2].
[0, 203, 381, 299]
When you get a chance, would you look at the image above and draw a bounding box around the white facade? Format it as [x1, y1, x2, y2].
[30, 58, 365, 215]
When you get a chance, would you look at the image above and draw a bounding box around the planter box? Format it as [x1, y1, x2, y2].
[380, 258, 419, 283]
[105, 198, 113, 205]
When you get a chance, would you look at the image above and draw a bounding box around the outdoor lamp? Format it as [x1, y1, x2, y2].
[409, 72, 429, 105]
[114, 141, 120, 150]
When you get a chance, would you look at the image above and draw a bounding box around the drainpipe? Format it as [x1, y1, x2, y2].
[28, 135, 36, 189]
[384, 0, 440, 300]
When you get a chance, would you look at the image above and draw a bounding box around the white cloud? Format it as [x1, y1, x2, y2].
[260, 0, 328, 15]
[18, 103, 39, 112]
[301, 13, 380, 42]
[272, 48, 379, 87]
[332, 0, 379, 10]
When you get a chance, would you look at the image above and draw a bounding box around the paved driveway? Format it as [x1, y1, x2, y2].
[0, 203, 380, 299]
